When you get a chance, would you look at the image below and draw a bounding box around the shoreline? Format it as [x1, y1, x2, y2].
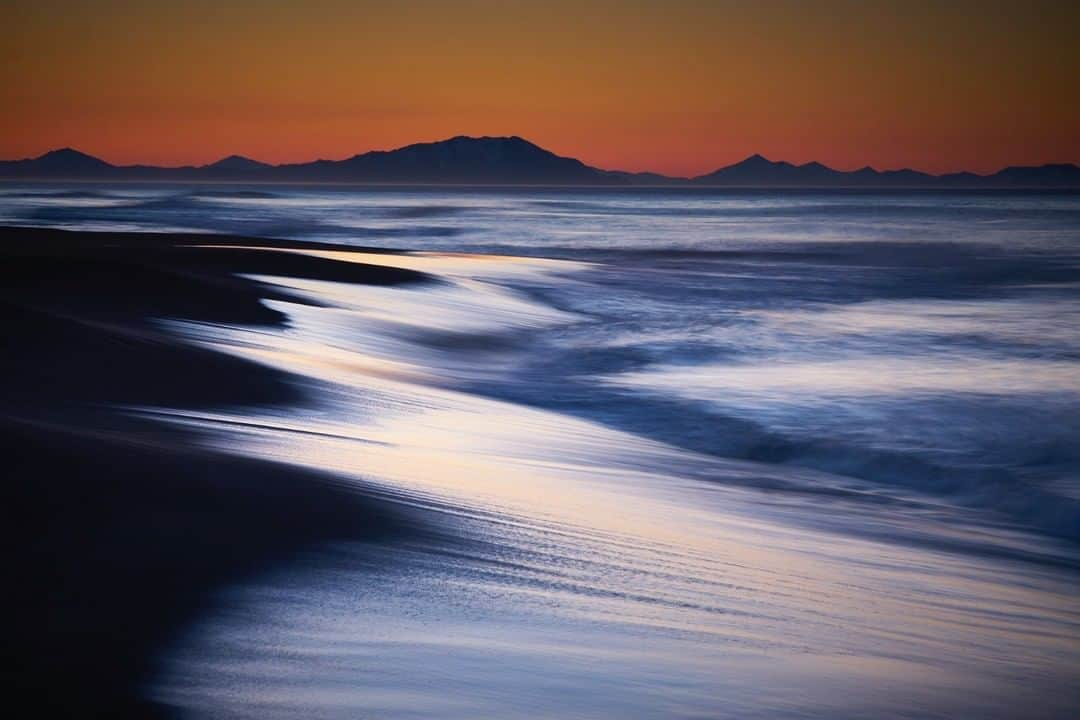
[1, 227, 434, 716]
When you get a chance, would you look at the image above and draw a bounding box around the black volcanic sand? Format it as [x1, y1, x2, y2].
[1, 227, 437, 717]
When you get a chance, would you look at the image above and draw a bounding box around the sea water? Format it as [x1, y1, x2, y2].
[3, 185, 1078, 718]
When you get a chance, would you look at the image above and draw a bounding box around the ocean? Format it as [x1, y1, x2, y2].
[4, 185, 1078, 718]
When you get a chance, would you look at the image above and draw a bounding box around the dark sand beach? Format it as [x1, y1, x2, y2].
[2, 227, 433, 717]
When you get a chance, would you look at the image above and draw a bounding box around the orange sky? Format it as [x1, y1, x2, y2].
[2, 0, 1078, 176]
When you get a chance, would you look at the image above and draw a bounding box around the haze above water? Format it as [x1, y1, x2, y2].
[4, 186, 1079, 718]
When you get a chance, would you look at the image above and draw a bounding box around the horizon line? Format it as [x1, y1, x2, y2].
[5, 135, 1080, 181]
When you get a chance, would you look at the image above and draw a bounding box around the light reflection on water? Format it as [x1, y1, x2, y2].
[146, 253, 1078, 719]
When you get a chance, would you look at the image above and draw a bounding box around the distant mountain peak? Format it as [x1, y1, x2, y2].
[204, 154, 269, 170]
[41, 147, 78, 156]
[445, 134, 529, 143]
[726, 153, 801, 171]
[351, 135, 533, 159]
[29, 147, 112, 170]
[319, 134, 599, 183]
[39, 147, 103, 161]
[398, 135, 545, 152]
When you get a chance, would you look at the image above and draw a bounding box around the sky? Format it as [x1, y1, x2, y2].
[2, 0, 1078, 176]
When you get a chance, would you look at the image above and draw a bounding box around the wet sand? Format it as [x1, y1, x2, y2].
[1, 227, 432, 717]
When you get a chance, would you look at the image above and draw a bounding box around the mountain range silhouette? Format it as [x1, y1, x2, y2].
[2, 136, 1077, 187]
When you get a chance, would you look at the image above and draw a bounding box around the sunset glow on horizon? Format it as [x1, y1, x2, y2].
[3, 0, 1078, 176]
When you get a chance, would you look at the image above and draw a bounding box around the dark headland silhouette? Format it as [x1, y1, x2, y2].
[1, 136, 1078, 187]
